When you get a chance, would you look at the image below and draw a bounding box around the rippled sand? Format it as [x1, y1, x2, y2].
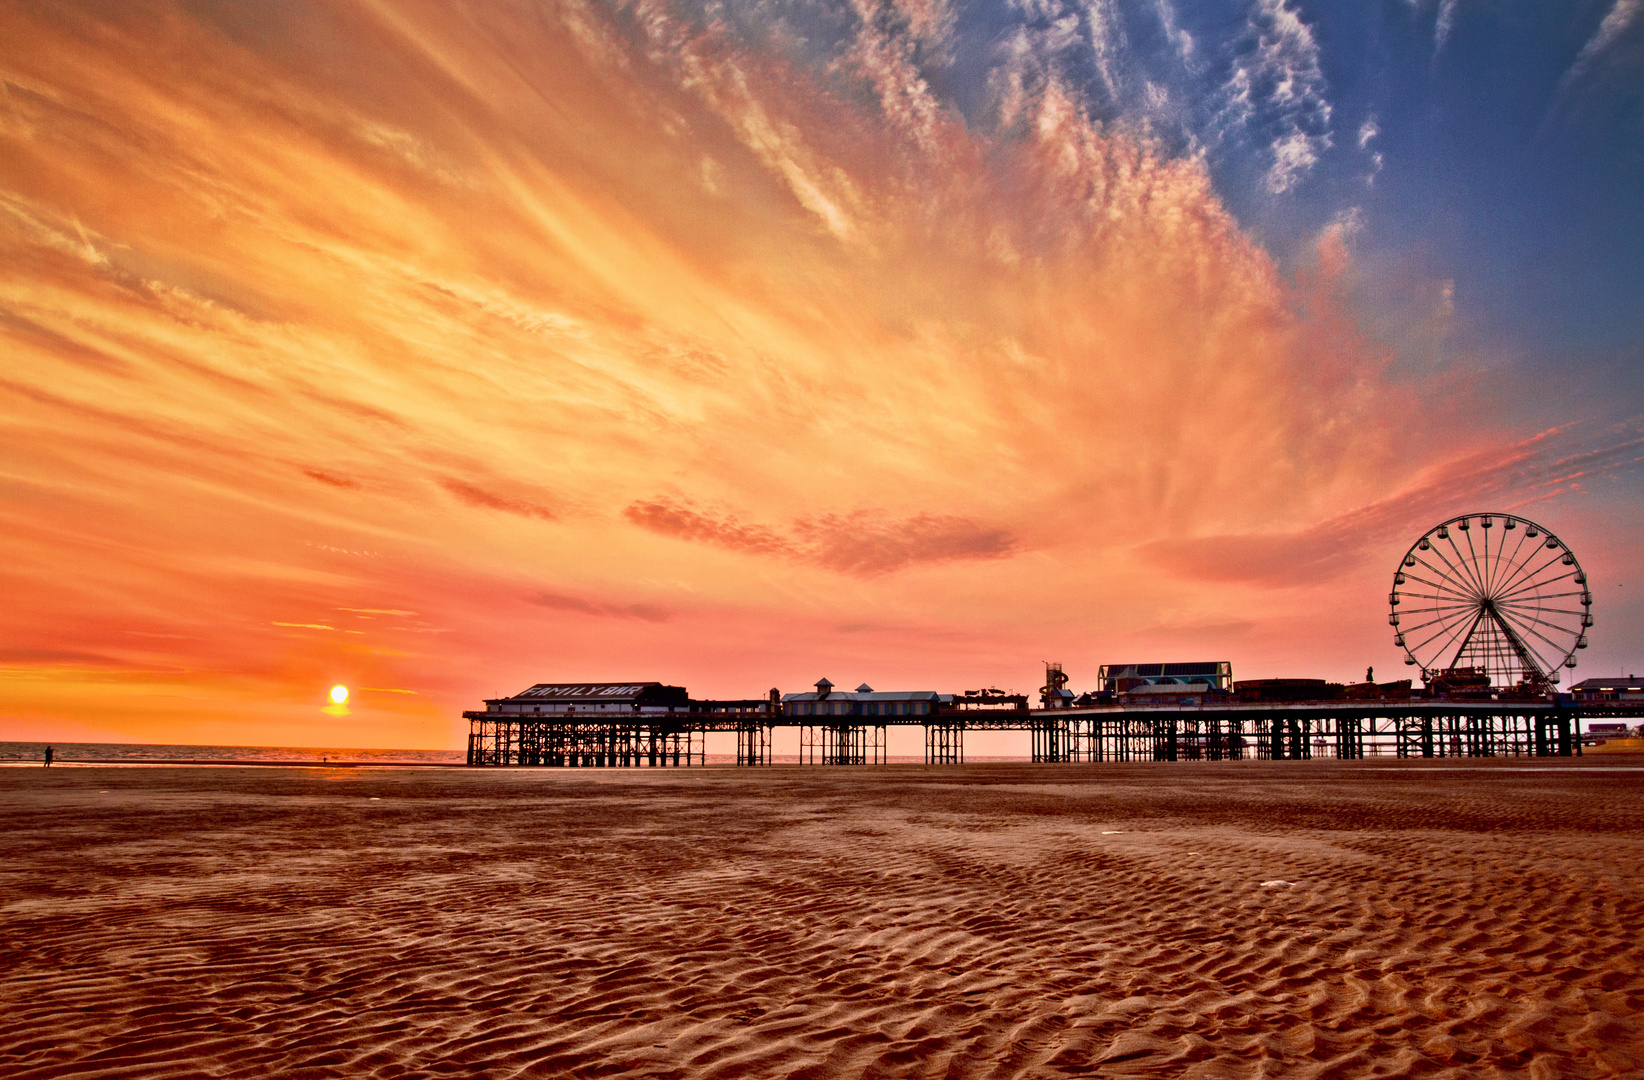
[4, 761, 1642, 1078]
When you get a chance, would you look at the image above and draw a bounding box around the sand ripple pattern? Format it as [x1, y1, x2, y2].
[3, 761, 1643, 1078]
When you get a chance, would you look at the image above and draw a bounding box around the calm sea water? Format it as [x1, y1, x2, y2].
[0, 742, 465, 766]
[0, 744, 1024, 766]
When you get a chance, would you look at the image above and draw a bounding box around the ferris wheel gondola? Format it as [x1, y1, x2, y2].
[1389, 514, 1591, 693]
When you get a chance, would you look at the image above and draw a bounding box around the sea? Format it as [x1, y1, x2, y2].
[0, 743, 1026, 766]
[0, 742, 465, 766]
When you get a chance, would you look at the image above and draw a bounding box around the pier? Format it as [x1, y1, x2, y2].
[463, 699, 1644, 767]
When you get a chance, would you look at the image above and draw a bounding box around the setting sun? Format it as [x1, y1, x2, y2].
[330, 686, 349, 706]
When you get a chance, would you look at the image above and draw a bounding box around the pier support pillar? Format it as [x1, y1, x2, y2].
[925, 723, 963, 764]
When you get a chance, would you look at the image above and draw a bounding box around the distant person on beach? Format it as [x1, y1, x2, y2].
[43, 745, 52, 767]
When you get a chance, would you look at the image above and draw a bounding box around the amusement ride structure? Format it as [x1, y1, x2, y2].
[1390, 513, 1590, 695]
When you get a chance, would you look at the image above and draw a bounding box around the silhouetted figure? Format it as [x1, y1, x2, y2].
[43, 745, 52, 768]
[1367, 666, 1374, 684]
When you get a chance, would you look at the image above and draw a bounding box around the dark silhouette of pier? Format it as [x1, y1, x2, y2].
[463, 700, 1636, 767]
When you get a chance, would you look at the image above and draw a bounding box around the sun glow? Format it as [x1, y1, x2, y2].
[330, 686, 349, 706]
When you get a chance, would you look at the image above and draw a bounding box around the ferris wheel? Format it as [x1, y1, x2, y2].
[1389, 514, 1591, 692]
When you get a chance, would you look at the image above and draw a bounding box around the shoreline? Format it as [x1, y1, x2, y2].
[7, 755, 1643, 770]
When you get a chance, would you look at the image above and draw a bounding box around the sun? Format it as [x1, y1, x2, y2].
[330, 685, 349, 705]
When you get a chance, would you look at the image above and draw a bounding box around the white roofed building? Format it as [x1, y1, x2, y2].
[782, 679, 945, 718]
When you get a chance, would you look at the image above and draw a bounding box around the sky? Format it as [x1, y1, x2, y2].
[2, 0, 1642, 750]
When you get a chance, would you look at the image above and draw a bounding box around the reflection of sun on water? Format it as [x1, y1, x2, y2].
[323, 685, 350, 716]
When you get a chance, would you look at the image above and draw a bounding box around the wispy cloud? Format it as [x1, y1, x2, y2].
[623, 500, 793, 559]
[1560, 0, 1642, 87]
[1357, 114, 1383, 184]
[438, 479, 556, 521]
[1433, 0, 1459, 55]
[526, 592, 672, 622]
[1141, 427, 1644, 587]
[796, 511, 1018, 575]
[624, 499, 1018, 576]
[1221, 0, 1333, 193]
[305, 469, 360, 489]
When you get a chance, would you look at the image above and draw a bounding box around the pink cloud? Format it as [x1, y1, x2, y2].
[622, 500, 793, 558]
[624, 500, 1017, 576]
[439, 479, 555, 520]
[526, 592, 671, 623]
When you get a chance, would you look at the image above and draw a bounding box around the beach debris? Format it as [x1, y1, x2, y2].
[1260, 880, 1295, 888]
[1101, 830, 1123, 834]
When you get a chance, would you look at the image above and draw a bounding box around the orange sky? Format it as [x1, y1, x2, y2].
[3, 1, 1640, 749]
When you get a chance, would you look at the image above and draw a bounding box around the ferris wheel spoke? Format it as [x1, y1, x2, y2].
[1402, 569, 1471, 594]
[1471, 524, 1498, 595]
[1401, 609, 1473, 639]
[1510, 626, 1577, 671]
[1497, 605, 1583, 636]
[1408, 617, 1475, 661]
[1439, 536, 1489, 596]
[1495, 566, 1581, 603]
[1402, 613, 1467, 639]
[1509, 623, 1567, 674]
[1444, 608, 1491, 669]
[1491, 562, 1557, 605]
[1406, 555, 1471, 591]
[1479, 624, 1542, 679]
[1405, 577, 1476, 608]
[1462, 526, 1490, 594]
[1499, 587, 1586, 603]
[1496, 600, 1587, 619]
[1489, 520, 1522, 595]
[1481, 522, 1502, 594]
[1495, 526, 1534, 595]
[1432, 535, 1482, 595]
[1486, 518, 1524, 594]
[1497, 607, 1572, 657]
[1401, 604, 1482, 622]
[1419, 547, 1483, 600]
[1400, 591, 1481, 605]
[1488, 545, 1551, 596]
[1492, 546, 1572, 599]
[1503, 620, 1560, 672]
[1403, 616, 1475, 636]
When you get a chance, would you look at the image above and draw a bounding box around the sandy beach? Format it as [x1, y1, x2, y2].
[3, 761, 1642, 1078]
